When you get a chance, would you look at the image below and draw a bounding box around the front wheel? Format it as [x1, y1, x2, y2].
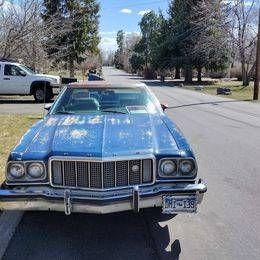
[33, 87, 52, 103]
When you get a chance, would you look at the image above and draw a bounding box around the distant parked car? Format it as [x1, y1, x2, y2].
[0, 82, 207, 216]
[217, 87, 231, 95]
[0, 59, 60, 102]
[88, 73, 104, 81]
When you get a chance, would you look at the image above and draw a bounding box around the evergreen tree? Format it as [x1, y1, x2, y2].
[42, 0, 100, 77]
[114, 30, 125, 69]
[190, 0, 230, 81]
[131, 11, 162, 79]
[169, 0, 198, 83]
[168, 0, 230, 82]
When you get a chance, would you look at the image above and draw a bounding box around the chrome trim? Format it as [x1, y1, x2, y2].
[114, 162, 117, 187]
[101, 162, 103, 189]
[49, 155, 156, 191]
[158, 157, 197, 178]
[140, 160, 143, 183]
[88, 162, 91, 188]
[127, 160, 130, 186]
[64, 190, 71, 215]
[6, 161, 48, 185]
[133, 186, 140, 213]
[74, 161, 78, 187]
[0, 181, 207, 214]
[62, 161, 65, 186]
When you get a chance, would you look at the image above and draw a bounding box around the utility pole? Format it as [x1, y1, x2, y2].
[253, 8, 260, 100]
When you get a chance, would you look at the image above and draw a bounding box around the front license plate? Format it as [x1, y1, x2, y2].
[162, 195, 197, 214]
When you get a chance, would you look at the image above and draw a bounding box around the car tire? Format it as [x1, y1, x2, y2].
[34, 87, 52, 103]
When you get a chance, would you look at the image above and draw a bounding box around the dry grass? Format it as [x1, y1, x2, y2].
[0, 115, 40, 184]
[185, 81, 257, 101]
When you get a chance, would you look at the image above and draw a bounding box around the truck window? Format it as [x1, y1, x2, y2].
[4, 65, 25, 76]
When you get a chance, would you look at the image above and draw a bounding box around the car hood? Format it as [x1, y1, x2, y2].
[12, 114, 182, 159]
[34, 74, 60, 83]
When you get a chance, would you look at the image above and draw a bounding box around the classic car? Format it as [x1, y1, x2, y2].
[0, 82, 207, 215]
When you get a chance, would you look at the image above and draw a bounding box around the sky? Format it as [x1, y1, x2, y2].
[99, 0, 169, 52]
[1, 0, 257, 52]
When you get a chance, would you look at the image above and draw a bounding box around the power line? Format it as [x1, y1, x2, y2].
[101, 0, 169, 11]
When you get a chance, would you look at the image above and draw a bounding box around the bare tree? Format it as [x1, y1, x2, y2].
[123, 33, 141, 73]
[101, 51, 115, 66]
[0, 0, 74, 71]
[231, 0, 258, 85]
[0, 1, 45, 69]
[79, 52, 101, 80]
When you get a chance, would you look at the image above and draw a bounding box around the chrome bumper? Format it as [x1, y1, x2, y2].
[0, 181, 207, 215]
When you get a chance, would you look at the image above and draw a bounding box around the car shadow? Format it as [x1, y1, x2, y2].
[142, 80, 216, 87]
[3, 210, 181, 260]
[0, 99, 36, 104]
[141, 81, 177, 87]
[0, 96, 57, 104]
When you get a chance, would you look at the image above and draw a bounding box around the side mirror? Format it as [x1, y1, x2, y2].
[44, 103, 52, 111]
[161, 104, 168, 112]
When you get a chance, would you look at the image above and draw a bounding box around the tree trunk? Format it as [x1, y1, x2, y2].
[185, 65, 193, 83]
[241, 60, 249, 86]
[254, 9, 260, 100]
[197, 66, 202, 82]
[69, 56, 75, 78]
[160, 74, 165, 82]
[175, 66, 181, 79]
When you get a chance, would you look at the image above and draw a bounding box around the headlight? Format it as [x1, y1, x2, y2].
[180, 160, 195, 175]
[9, 163, 25, 179]
[27, 163, 44, 178]
[160, 160, 177, 176]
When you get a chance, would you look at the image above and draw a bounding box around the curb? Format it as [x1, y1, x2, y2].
[0, 211, 24, 258]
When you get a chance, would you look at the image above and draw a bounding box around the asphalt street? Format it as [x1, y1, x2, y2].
[2, 67, 260, 260]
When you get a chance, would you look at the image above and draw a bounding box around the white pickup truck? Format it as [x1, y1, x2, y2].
[0, 60, 60, 102]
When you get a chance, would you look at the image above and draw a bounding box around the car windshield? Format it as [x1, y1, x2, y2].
[51, 87, 159, 115]
[20, 65, 35, 74]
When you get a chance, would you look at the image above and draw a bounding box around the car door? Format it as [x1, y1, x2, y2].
[1, 64, 29, 94]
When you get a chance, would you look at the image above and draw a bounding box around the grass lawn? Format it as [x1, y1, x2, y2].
[184, 80, 257, 101]
[0, 115, 41, 184]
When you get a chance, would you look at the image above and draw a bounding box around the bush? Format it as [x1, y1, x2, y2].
[207, 71, 228, 79]
[230, 67, 242, 80]
[143, 68, 157, 79]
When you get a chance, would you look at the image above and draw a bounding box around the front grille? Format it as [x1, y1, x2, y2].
[50, 157, 154, 190]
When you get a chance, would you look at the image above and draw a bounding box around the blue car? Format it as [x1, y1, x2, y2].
[88, 73, 104, 81]
[0, 82, 206, 215]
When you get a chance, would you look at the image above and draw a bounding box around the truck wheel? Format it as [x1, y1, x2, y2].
[34, 87, 52, 103]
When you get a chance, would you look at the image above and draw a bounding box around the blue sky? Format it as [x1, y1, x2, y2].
[3, 0, 256, 52]
[99, 0, 170, 51]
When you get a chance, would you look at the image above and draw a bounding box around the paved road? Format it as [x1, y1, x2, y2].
[3, 67, 260, 259]
[0, 96, 43, 114]
[0, 91, 59, 114]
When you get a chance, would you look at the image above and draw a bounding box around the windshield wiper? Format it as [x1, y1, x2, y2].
[102, 109, 128, 114]
[55, 111, 76, 115]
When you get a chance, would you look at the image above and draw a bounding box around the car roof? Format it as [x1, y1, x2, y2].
[68, 81, 147, 89]
[0, 61, 20, 66]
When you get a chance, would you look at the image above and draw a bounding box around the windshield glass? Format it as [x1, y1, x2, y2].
[19, 65, 35, 74]
[51, 87, 158, 115]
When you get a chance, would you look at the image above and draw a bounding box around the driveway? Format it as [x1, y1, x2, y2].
[2, 67, 260, 260]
